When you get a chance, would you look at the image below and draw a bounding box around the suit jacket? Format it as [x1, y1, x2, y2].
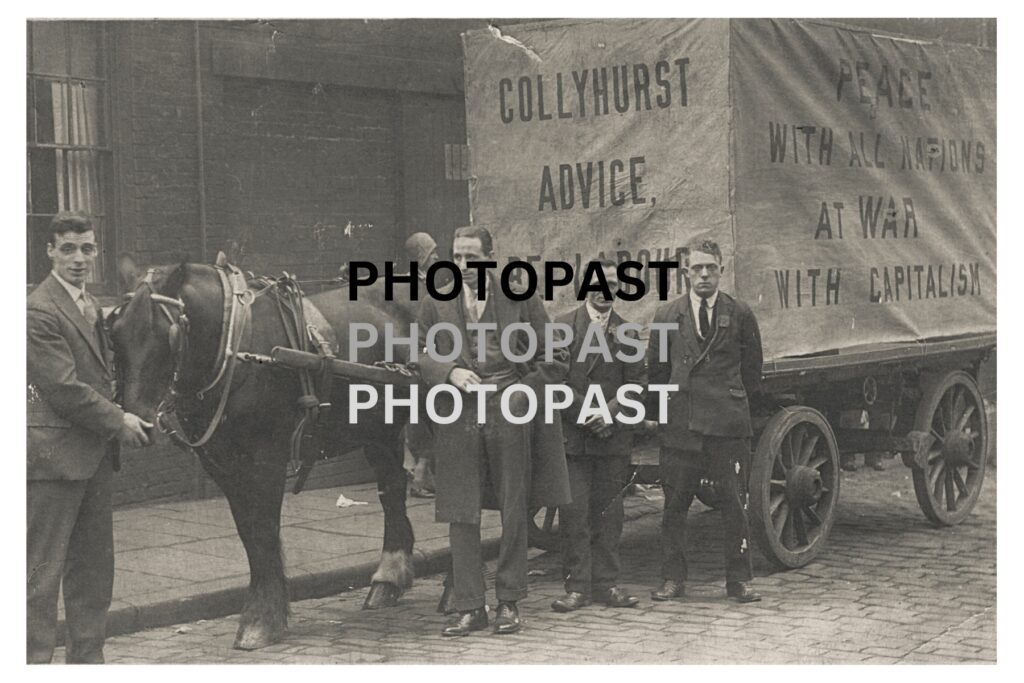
[27, 274, 123, 481]
[557, 305, 645, 457]
[646, 291, 763, 450]
[417, 289, 572, 523]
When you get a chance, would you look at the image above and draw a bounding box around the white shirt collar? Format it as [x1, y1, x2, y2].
[690, 288, 719, 324]
[584, 300, 612, 327]
[52, 270, 86, 302]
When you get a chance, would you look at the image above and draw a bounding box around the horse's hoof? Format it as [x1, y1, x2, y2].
[363, 581, 401, 610]
[233, 625, 281, 651]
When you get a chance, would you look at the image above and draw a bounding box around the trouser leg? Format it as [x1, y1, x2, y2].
[659, 448, 700, 582]
[449, 522, 486, 612]
[484, 416, 530, 604]
[27, 478, 87, 664]
[705, 437, 754, 584]
[63, 457, 114, 664]
[590, 455, 629, 592]
[559, 454, 593, 595]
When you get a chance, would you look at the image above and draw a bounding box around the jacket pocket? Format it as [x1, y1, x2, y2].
[728, 388, 747, 399]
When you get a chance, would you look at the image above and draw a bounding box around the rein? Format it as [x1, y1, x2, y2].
[151, 264, 252, 450]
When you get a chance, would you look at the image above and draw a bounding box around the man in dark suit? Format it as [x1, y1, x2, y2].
[27, 213, 152, 663]
[646, 238, 764, 603]
[417, 225, 571, 636]
[551, 259, 642, 612]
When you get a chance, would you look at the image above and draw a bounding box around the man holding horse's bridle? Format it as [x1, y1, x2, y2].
[26, 212, 153, 664]
[417, 225, 572, 637]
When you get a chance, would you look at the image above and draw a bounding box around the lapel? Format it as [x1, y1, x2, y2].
[692, 293, 734, 367]
[44, 274, 107, 369]
[490, 287, 515, 333]
[674, 293, 703, 362]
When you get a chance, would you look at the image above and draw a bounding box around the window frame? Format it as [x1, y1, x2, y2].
[27, 21, 117, 295]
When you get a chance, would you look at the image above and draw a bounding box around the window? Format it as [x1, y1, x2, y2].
[27, 21, 113, 288]
[444, 143, 471, 181]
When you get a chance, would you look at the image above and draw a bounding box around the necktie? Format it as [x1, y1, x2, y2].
[80, 292, 98, 327]
[465, 292, 482, 324]
[699, 298, 711, 340]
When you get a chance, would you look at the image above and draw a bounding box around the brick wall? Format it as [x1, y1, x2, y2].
[202, 76, 400, 279]
[111, 21, 203, 506]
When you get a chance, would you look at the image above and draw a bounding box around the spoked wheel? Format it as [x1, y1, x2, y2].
[527, 506, 560, 551]
[911, 371, 988, 526]
[750, 407, 840, 569]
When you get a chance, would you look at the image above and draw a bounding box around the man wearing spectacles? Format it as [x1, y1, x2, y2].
[646, 238, 765, 603]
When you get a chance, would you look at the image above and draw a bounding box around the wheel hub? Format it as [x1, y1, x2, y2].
[785, 466, 823, 507]
[942, 430, 975, 467]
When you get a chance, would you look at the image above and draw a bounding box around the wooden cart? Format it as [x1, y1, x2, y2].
[529, 332, 995, 568]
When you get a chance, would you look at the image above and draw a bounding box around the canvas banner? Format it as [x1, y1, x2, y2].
[463, 19, 996, 360]
[462, 19, 733, 326]
[731, 19, 996, 359]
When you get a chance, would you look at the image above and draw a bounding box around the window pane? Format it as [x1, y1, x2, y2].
[31, 78, 55, 144]
[28, 148, 58, 214]
[45, 81, 106, 147]
[69, 22, 103, 78]
[74, 83, 106, 147]
[30, 22, 67, 75]
[64, 150, 104, 215]
[26, 78, 34, 142]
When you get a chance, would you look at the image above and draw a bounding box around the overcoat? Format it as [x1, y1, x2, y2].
[646, 291, 763, 450]
[27, 274, 122, 480]
[416, 290, 572, 524]
[556, 305, 646, 457]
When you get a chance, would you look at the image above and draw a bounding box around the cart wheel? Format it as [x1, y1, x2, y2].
[911, 371, 988, 526]
[527, 506, 560, 551]
[750, 406, 840, 569]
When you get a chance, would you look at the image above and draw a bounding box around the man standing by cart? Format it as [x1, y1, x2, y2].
[417, 225, 571, 637]
[647, 238, 764, 603]
[551, 259, 642, 613]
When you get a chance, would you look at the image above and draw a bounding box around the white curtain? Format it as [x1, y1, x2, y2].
[50, 80, 102, 279]
[51, 80, 102, 213]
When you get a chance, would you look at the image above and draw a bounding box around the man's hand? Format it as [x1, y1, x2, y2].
[448, 367, 482, 393]
[118, 413, 154, 448]
[583, 413, 611, 436]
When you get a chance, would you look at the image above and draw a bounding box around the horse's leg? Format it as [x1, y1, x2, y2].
[363, 430, 416, 610]
[200, 443, 289, 650]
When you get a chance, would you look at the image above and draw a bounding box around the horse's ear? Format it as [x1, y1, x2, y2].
[215, 251, 228, 267]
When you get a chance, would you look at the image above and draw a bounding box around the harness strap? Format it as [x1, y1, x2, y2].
[158, 264, 252, 451]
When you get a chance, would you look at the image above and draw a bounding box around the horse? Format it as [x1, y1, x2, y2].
[108, 259, 417, 650]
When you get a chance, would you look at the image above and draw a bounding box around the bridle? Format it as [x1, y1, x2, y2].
[115, 265, 253, 451]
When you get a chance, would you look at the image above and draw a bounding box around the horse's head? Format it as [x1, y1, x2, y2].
[111, 261, 230, 427]
[108, 264, 192, 424]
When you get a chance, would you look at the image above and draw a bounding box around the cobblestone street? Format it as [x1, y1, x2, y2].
[93, 466, 996, 664]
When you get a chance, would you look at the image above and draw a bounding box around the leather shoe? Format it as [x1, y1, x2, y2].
[726, 582, 762, 603]
[551, 591, 590, 613]
[651, 579, 684, 601]
[493, 601, 521, 634]
[601, 586, 640, 608]
[441, 607, 488, 637]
